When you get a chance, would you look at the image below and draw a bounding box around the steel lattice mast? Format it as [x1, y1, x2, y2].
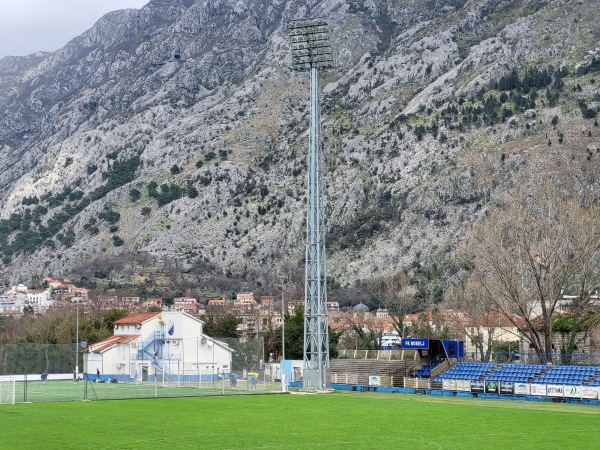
[289, 18, 333, 390]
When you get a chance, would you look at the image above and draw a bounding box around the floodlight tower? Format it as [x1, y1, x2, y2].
[289, 18, 333, 390]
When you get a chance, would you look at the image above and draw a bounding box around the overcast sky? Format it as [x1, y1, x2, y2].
[0, 0, 149, 59]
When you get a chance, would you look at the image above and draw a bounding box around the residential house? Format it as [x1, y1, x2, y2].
[42, 278, 62, 289]
[327, 301, 340, 311]
[121, 296, 140, 305]
[12, 284, 28, 293]
[72, 287, 90, 298]
[52, 283, 75, 297]
[260, 296, 274, 305]
[234, 292, 256, 308]
[208, 298, 226, 307]
[287, 299, 303, 315]
[462, 311, 524, 361]
[235, 305, 281, 337]
[172, 296, 198, 314]
[143, 298, 163, 309]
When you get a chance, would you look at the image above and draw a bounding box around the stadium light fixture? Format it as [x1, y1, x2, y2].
[289, 18, 334, 71]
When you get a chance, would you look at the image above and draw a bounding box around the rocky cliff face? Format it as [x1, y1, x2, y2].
[0, 0, 599, 296]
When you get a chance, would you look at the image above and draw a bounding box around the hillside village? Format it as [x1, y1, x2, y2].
[2, 277, 599, 363]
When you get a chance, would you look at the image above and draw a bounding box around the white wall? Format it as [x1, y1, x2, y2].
[84, 352, 103, 377]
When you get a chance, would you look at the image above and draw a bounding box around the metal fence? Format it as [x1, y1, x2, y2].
[466, 351, 600, 366]
[0, 343, 79, 377]
[0, 338, 284, 403]
[337, 349, 419, 360]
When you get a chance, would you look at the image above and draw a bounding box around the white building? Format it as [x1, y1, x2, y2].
[26, 289, 52, 313]
[380, 332, 402, 349]
[84, 311, 232, 382]
[0, 290, 27, 315]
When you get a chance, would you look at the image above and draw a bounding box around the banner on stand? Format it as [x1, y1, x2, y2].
[582, 387, 599, 400]
[530, 384, 547, 396]
[564, 385, 582, 399]
[499, 381, 514, 395]
[471, 380, 485, 393]
[514, 383, 531, 395]
[546, 385, 564, 398]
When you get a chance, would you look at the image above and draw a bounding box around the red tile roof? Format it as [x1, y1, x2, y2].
[113, 312, 159, 325]
[90, 335, 139, 353]
[478, 311, 526, 328]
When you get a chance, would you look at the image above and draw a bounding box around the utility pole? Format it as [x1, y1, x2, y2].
[279, 275, 287, 392]
[279, 275, 286, 362]
[75, 300, 79, 379]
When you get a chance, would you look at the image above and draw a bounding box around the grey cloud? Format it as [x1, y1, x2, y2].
[0, 0, 148, 59]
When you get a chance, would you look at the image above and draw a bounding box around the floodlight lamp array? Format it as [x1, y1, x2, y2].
[289, 18, 334, 71]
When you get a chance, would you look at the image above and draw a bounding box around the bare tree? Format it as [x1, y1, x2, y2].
[366, 272, 416, 339]
[445, 279, 495, 361]
[466, 186, 600, 363]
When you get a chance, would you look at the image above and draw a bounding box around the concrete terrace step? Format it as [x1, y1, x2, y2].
[330, 359, 416, 377]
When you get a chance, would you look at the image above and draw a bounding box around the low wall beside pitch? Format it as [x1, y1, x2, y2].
[5, 373, 77, 382]
[288, 381, 600, 406]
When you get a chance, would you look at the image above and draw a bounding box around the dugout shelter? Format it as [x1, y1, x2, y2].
[402, 338, 464, 360]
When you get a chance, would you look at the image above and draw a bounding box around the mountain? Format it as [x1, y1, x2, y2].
[0, 0, 599, 299]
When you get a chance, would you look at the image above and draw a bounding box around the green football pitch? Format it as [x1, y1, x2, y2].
[2, 389, 600, 449]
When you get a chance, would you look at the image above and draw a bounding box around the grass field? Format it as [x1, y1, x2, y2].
[2, 391, 600, 449]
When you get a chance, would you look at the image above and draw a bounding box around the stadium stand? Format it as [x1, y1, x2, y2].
[484, 364, 545, 383]
[588, 375, 600, 386]
[415, 357, 446, 378]
[433, 362, 600, 386]
[433, 362, 497, 382]
[533, 365, 600, 386]
[329, 359, 416, 386]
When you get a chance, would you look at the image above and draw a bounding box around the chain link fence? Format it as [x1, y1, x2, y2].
[0, 343, 79, 376]
[0, 338, 283, 403]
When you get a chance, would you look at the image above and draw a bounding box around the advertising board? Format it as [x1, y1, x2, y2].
[485, 380, 498, 394]
[564, 385, 582, 399]
[514, 383, 530, 395]
[582, 386, 599, 400]
[471, 380, 485, 393]
[546, 384, 564, 398]
[443, 379, 457, 390]
[530, 384, 547, 396]
[368, 376, 381, 386]
[456, 380, 471, 392]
